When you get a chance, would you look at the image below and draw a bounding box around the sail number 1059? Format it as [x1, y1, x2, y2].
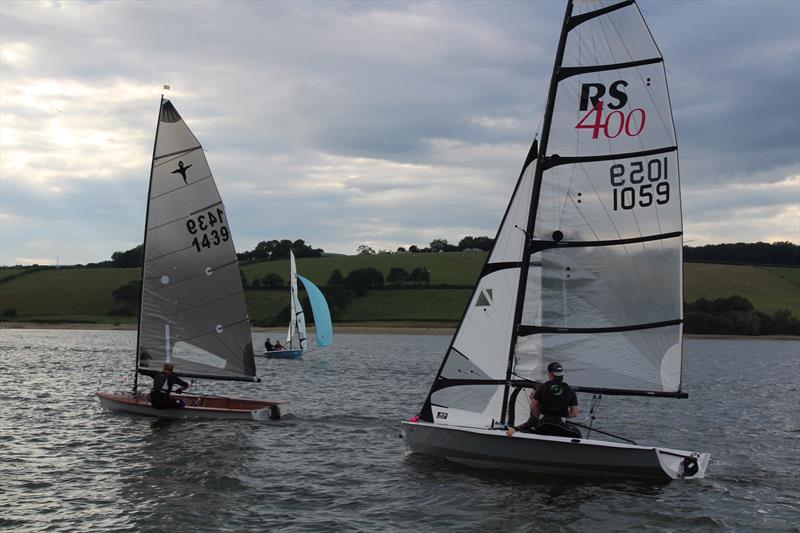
[610, 157, 670, 211]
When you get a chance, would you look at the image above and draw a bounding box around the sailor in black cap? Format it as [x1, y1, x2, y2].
[507, 361, 580, 437]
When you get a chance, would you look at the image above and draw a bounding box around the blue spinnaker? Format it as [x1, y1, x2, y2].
[298, 275, 333, 348]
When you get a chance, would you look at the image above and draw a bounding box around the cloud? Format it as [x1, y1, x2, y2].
[0, 0, 798, 265]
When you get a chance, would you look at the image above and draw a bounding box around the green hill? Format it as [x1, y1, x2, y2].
[0, 253, 797, 325]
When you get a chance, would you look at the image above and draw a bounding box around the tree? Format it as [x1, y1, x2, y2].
[408, 267, 430, 284]
[357, 244, 376, 256]
[409, 245, 419, 253]
[292, 239, 323, 258]
[396, 247, 407, 253]
[387, 267, 408, 285]
[261, 273, 284, 288]
[271, 239, 293, 260]
[111, 280, 141, 315]
[327, 269, 344, 287]
[240, 268, 248, 288]
[253, 240, 277, 260]
[345, 267, 384, 296]
[458, 235, 494, 251]
[251, 277, 262, 289]
[111, 244, 143, 268]
[429, 239, 450, 252]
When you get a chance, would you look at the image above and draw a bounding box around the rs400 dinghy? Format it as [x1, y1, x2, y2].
[402, 0, 709, 480]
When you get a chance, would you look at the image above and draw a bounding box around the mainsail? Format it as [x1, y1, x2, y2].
[421, 0, 683, 429]
[135, 99, 257, 382]
[287, 250, 308, 350]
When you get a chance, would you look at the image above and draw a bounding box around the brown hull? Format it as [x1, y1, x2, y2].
[96, 391, 286, 420]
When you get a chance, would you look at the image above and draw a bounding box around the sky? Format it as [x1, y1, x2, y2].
[1, 0, 798, 266]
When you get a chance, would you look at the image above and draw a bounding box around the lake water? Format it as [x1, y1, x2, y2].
[0, 329, 797, 531]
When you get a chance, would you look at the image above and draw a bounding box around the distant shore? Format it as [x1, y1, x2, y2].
[0, 321, 457, 336]
[1, 321, 798, 340]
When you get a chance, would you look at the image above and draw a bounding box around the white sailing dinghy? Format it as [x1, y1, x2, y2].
[97, 98, 285, 420]
[402, 0, 709, 479]
[260, 250, 334, 359]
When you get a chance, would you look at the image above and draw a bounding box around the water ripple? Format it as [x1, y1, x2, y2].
[0, 330, 797, 531]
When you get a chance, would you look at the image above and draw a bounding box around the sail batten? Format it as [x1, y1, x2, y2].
[542, 146, 676, 169]
[558, 57, 662, 80]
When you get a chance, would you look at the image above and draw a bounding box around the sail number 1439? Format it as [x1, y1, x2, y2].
[186, 207, 230, 252]
[610, 157, 670, 211]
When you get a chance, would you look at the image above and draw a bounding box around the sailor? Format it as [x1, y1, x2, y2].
[273, 340, 285, 351]
[264, 337, 275, 351]
[140, 363, 191, 409]
[506, 361, 579, 437]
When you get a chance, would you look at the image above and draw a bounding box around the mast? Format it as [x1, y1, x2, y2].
[499, 0, 574, 424]
[133, 95, 163, 394]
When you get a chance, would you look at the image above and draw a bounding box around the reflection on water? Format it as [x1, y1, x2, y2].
[0, 329, 797, 531]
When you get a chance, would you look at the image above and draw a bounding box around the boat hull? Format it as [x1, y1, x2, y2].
[257, 349, 303, 359]
[97, 391, 286, 420]
[401, 421, 709, 480]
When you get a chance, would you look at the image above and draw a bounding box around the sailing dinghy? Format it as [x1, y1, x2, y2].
[260, 250, 333, 359]
[97, 98, 285, 421]
[402, 0, 709, 479]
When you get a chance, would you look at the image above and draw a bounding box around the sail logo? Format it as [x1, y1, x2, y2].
[475, 288, 493, 307]
[576, 80, 646, 139]
[171, 160, 192, 184]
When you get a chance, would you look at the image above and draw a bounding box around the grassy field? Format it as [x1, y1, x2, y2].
[338, 289, 471, 322]
[0, 256, 797, 324]
[0, 267, 139, 321]
[684, 263, 800, 315]
[0, 268, 26, 283]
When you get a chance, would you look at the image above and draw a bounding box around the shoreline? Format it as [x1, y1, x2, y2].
[1, 321, 798, 340]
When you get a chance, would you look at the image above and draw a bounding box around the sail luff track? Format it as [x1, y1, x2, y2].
[133, 95, 164, 394]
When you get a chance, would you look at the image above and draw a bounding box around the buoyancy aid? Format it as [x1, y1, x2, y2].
[538, 380, 572, 417]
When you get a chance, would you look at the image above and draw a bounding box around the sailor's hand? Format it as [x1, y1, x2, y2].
[176, 388, 185, 394]
[506, 427, 516, 437]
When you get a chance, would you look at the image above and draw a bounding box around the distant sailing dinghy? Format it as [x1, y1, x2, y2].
[402, 0, 709, 479]
[260, 250, 333, 359]
[97, 98, 285, 421]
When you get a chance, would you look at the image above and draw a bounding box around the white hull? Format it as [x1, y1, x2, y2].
[402, 421, 709, 480]
[97, 391, 286, 421]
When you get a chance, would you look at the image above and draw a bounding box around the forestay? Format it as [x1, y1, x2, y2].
[136, 99, 257, 382]
[421, 0, 684, 429]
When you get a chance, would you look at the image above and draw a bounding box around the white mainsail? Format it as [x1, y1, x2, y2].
[286, 250, 307, 350]
[421, 0, 684, 428]
[135, 99, 257, 381]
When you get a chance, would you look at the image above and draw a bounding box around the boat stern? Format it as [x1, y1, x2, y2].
[655, 448, 711, 479]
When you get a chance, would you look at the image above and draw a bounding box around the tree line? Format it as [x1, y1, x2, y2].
[684, 295, 800, 336]
[72, 239, 800, 269]
[683, 241, 798, 266]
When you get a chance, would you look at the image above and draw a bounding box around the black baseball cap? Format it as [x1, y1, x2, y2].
[547, 361, 564, 376]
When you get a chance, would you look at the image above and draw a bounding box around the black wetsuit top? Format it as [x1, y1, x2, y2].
[515, 380, 578, 431]
[139, 369, 189, 398]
